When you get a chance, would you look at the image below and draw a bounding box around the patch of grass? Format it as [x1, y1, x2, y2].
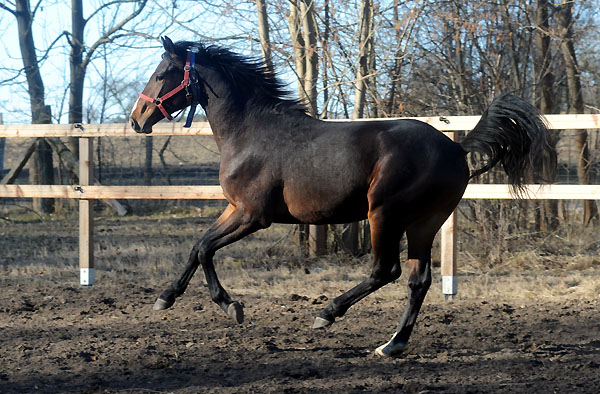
[2, 212, 599, 303]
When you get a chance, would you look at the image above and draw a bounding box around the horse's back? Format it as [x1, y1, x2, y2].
[273, 118, 468, 224]
[362, 119, 470, 221]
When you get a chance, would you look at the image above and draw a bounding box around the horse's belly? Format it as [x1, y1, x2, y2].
[279, 183, 369, 224]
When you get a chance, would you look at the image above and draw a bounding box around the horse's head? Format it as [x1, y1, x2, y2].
[130, 36, 198, 134]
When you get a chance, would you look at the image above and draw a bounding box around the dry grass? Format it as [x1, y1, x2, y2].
[1, 206, 598, 307]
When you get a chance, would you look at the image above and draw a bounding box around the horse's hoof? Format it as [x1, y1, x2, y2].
[153, 297, 174, 311]
[312, 316, 334, 329]
[374, 340, 407, 357]
[227, 301, 244, 324]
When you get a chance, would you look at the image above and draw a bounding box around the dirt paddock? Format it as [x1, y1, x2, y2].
[1, 213, 599, 393]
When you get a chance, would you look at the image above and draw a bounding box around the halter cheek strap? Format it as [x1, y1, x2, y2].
[183, 49, 198, 128]
[139, 50, 198, 127]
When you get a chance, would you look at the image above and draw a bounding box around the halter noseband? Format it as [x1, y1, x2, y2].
[138, 48, 201, 128]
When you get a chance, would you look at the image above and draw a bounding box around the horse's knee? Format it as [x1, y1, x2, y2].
[195, 242, 214, 264]
[390, 262, 402, 281]
[408, 270, 431, 294]
[371, 260, 401, 285]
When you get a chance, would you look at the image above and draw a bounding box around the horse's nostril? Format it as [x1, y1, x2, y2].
[131, 117, 140, 131]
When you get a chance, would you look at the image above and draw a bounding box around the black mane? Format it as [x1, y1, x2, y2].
[170, 41, 308, 115]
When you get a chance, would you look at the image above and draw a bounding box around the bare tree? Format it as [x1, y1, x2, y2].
[254, 0, 273, 70]
[288, 0, 325, 255]
[555, 1, 598, 225]
[535, 0, 559, 231]
[342, 0, 375, 256]
[2, 0, 55, 213]
[67, 0, 148, 156]
[352, 0, 374, 119]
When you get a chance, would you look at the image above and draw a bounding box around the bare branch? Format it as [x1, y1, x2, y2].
[81, 0, 148, 70]
[0, 2, 16, 16]
[84, 0, 138, 26]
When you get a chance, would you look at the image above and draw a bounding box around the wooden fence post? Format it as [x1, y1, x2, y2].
[440, 211, 457, 300]
[79, 137, 94, 286]
[441, 130, 458, 300]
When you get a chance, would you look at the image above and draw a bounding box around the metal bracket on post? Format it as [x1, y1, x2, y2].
[79, 137, 94, 286]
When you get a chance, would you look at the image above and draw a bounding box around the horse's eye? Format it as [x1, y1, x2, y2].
[155, 74, 164, 82]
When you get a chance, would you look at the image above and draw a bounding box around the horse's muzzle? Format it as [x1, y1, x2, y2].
[130, 117, 141, 132]
[130, 117, 153, 134]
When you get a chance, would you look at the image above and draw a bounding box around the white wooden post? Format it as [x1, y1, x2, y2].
[441, 130, 458, 300]
[440, 212, 457, 300]
[79, 137, 94, 285]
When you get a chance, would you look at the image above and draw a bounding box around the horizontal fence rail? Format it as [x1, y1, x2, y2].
[1, 115, 598, 297]
[1, 114, 599, 138]
[2, 184, 600, 200]
[0, 185, 225, 199]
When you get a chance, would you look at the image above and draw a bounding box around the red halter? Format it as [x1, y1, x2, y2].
[138, 51, 194, 121]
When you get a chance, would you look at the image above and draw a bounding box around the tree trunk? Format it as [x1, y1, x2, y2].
[288, 1, 306, 101]
[288, 0, 309, 256]
[0, 114, 5, 177]
[321, 1, 330, 118]
[300, 0, 319, 117]
[288, 0, 326, 256]
[556, 2, 598, 225]
[301, 0, 325, 255]
[353, 0, 372, 119]
[254, 0, 273, 70]
[343, 0, 374, 256]
[387, 2, 402, 116]
[68, 0, 147, 155]
[68, 0, 86, 157]
[535, 0, 559, 231]
[15, 0, 55, 213]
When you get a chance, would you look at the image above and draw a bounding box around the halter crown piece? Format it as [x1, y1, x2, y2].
[138, 48, 201, 128]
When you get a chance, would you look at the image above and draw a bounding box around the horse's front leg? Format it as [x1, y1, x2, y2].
[153, 204, 263, 323]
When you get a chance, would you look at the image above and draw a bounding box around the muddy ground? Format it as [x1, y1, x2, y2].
[1, 214, 599, 393]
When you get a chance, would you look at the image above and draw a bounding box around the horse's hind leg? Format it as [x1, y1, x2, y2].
[375, 213, 447, 357]
[313, 208, 404, 328]
[153, 204, 263, 323]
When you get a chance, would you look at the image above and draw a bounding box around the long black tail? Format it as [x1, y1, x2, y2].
[460, 93, 557, 192]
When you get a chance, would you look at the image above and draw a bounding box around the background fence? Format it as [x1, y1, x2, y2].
[1, 115, 599, 298]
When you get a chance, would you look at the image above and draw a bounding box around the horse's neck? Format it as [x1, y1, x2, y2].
[202, 101, 240, 149]
[200, 74, 313, 150]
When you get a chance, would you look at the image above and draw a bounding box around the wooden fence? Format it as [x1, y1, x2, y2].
[1, 115, 599, 298]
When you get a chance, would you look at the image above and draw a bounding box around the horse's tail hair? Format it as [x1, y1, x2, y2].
[460, 93, 557, 194]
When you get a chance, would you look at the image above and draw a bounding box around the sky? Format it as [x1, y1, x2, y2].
[0, 1, 262, 125]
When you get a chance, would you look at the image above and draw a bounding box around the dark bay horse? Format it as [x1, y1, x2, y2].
[130, 37, 556, 357]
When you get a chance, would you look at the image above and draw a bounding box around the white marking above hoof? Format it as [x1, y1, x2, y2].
[227, 301, 244, 324]
[153, 297, 173, 311]
[312, 316, 334, 329]
[374, 340, 408, 357]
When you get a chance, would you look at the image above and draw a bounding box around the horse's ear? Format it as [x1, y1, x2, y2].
[161, 36, 175, 54]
